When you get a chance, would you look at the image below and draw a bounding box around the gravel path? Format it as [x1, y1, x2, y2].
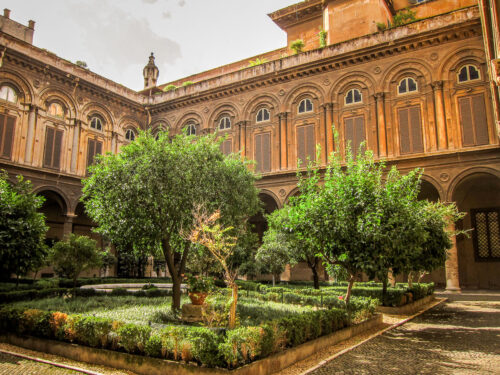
[306, 292, 500, 375]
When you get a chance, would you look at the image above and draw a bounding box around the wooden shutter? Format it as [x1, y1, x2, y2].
[344, 116, 365, 157]
[44, 127, 55, 167]
[87, 138, 96, 168]
[254, 134, 262, 173]
[255, 133, 270, 173]
[459, 94, 489, 147]
[297, 125, 315, 165]
[95, 140, 102, 156]
[52, 130, 63, 169]
[296, 126, 306, 164]
[220, 139, 232, 155]
[399, 106, 423, 154]
[0, 114, 15, 159]
[306, 125, 315, 161]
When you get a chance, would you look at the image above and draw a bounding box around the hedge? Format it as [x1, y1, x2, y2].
[0, 304, 362, 369]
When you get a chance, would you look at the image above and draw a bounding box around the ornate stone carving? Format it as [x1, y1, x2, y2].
[373, 66, 381, 74]
[279, 89, 286, 96]
[279, 189, 286, 197]
[323, 78, 331, 86]
[440, 172, 450, 182]
[430, 52, 438, 61]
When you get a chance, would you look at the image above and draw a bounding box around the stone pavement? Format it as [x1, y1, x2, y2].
[0, 351, 86, 375]
[307, 291, 500, 375]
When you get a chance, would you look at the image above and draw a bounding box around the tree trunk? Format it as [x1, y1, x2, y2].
[162, 238, 189, 311]
[382, 274, 388, 306]
[345, 274, 355, 303]
[407, 271, 414, 288]
[229, 283, 238, 329]
[311, 266, 320, 290]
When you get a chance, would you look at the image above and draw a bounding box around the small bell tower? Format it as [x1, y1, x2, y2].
[143, 52, 159, 89]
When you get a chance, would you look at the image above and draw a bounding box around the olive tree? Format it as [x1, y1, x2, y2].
[81, 131, 260, 310]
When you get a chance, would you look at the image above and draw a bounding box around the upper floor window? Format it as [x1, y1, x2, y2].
[48, 102, 65, 118]
[458, 65, 480, 83]
[398, 77, 418, 95]
[0, 85, 17, 103]
[125, 128, 136, 141]
[256, 108, 270, 123]
[345, 89, 362, 105]
[298, 98, 313, 114]
[185, 122, 197, 136]
[219, 116, 231, 130]
[90, 116, 103, 131]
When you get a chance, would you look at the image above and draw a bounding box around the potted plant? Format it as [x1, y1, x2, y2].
[186, 274, 214, 305]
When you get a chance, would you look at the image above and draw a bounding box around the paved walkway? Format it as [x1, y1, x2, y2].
[0, 351, 86, 375]
[308, 291, 500, 375]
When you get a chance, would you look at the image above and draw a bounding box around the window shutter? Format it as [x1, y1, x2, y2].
[354, 116, 365, 156]
[0, 114, 4, 152]
[254, 134, 262, 172]
[471, 94, 489, 145]
[306, 124, 315, 161]
[1, 114, 15, 158]
[459, 97, 474, 147]
[52, 129, 63, 169]
[409, 106, 424, 153]
[398, 108, 411, 154]
[344, 117, 354, 156]
[44, 127, 55, 167]
[95, 140, 102, 156]
[296, 126, 306, 164]
[221, 139, 232, 155]
[262, 133, 271, 172]
[87, 138, 96, 168]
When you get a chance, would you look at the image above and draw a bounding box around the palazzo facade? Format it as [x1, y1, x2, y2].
[1, 0, 499, 288]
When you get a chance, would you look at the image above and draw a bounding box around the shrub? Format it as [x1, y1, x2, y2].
[181, 81, 194, 87]
[49, 312, 68, 339]
[319, 29, 327, 47]
[74, 316, 112, 347]
[163, 84, 177, 92]
[110, 288, 129, 296]
[219, 327, 261, 367]
[0, 307, 23, 333]
[290, 39, 305, 54]
[188, 327, 222, 367]
[392, 8, 417, 27]
[145, 334, 162, 358]
[0, 287, 68, 303]
[161, 326, 190, 361]
[117, 323, 151, 354]
[376, 22, 387, 31]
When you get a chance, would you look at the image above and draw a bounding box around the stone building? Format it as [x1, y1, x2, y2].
[0, 0, 499, 288]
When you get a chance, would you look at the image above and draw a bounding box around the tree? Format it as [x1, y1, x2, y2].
[188, 208, 239, 329]
[81, 131, 260, 310]
[49, 234, 104, 287]
[256, 229, 291, 287]
[0, 171, 48, 281]
[290, 39, 305, 54]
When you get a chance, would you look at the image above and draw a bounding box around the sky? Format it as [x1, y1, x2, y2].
[4, 0, 299, 91]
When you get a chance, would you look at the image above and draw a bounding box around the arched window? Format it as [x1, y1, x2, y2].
[256, 108, 270, 123]
[458, 65, 480, 83]
[47, 102, 65, 118]
[0, 85, 17, 103]
[345, 89, 362, 105]
[185, 122, 197, 136]
[398, 77, 418, 95]
[298, 98, 313, 114]
[90, 116, 103, 131]
[125, 128, 136, 141]
[218, 116, 231, 130]
[154, 122, 167, 140]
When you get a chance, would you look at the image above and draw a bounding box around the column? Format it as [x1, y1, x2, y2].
[374, 93, 387, 157]
[111, 131, 116, 154]
[445, 222, 461, 292]
[324, 103, 334, 157]
[432, 81, 448, 150]
[63, 214, 77, 239]
[278, 112, 288, 170]
[24, 105, 37, 163]
[70, 120, 81, 174]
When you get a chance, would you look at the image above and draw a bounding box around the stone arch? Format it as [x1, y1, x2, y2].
[81, 102, 116, 132]
[34, 186, 70, 215]
[284, 186, 301, 204]
[242, 93, 280, 120]
[418, 175, 443, 202]
[381, 58, 433, 93]
[284, 83, 325, 110]
[150, 118, 171, 137]
[174, 111, 204, 134]
[437, 46, 486, 82]
[208, 102, 239, 131]
[39, 87, 78, 119]
[329, 71, 376, 101]
[0, 68, 34, 104]
[447, 167, 500, 203]
[117, 115, 142, 131]
[250, 191, 280, 242]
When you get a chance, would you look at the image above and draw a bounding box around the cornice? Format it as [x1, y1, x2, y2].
[268, 0, 323, 31]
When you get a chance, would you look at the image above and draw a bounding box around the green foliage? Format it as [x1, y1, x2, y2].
[376, 22, 387, 31]
[74, 316, 112, 347]
[163, 84, 177, 92]
[49, 234, 104, 286]
[117, 323, 151, 353]
[185, 274, 215, 293]
[75, 60, 88, 68]
[248, 57, 268, 67]
[188, 327, 223, 367]
[290, 39, 305, 54]
[0, 171, 48, 278]
[181, 81, 194, 86]
[145, 334, 162, 357]
[319, 29, 327, 48]
[392, 8, 417, 27]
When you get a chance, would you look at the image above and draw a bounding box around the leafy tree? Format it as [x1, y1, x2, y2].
[49, 234, 105, 287]
[256, 229, 291, 286]
[0, 171, 48, 280]
[81, 131, 260, 310]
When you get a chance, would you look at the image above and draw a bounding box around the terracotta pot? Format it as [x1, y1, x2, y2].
[188, 292, 208, 305]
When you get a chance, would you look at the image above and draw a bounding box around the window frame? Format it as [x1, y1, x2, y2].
[471, 207, 500, 262]
[125, 128, 136, 142]
[218, 116, 231, 131]
[298, 98, 313, 114]
[47, 102, 65, 119]
[457, 64, 481, 83]
[89, 115, 104, 132]
[185, 122, 197, 136]
[0, 85, 18, 104]
[344, 89, 363, 106]
[397, 77, 418, 95]
[256, 108, 270, 123]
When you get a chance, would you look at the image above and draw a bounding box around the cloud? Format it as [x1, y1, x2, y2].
[162, 11, 171, 18]
[178, 0, 186, 7]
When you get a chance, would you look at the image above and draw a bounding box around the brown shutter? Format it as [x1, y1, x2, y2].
[409, 106, 424, 153]
[398, 108, 411, 154]
[225, 139, 232, 155]
[459, 97, 474, 147]
[297, 126, 305, 164]
[254, 134, 262, 172]
[1, 115, 15, 158]
[87, 138, 96, 168]
[354, 116, 365, 156]
[344, 117, 354, 156]
[472, 94, 489, 145]
[95, 140, 102, 156]
[0, 114, 4, 153]
[44, 127, 55, 167]
[306, 124, 315, 161]
[262, 133, 271, 172]
[52, 129, 63, 169]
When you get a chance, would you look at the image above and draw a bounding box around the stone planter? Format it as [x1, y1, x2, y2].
[188, 292, 208, 305]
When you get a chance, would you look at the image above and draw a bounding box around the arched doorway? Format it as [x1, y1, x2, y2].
[452, 172, 500, 289]
[37, 190, 67, 246]
[418, 179, 441, 202]
[249, 192, 280, 243]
